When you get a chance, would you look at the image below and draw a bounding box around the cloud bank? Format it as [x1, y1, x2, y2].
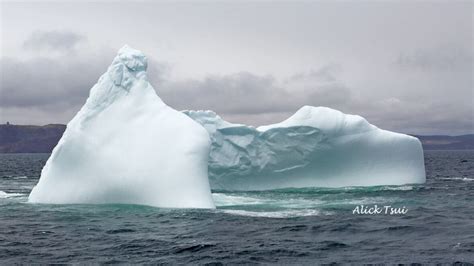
[23, 30, 85, 54]
[0, 2, 472, 135]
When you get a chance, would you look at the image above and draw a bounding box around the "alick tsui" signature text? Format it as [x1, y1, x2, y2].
[352, 204, 408, 215]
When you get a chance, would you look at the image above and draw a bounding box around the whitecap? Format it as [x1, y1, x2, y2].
[0, 191, 23, 199]
[221, 209, 326, 218]
[382, 185, 414, 191]
[333, 196, 398, 206]
[212, 193, 266, 206]
[212, 193, 322, 208]
[438, 177, 474, 181]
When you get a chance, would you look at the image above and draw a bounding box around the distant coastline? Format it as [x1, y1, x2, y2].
[0, 123, 473, 153]
[0, 123, 66, 153]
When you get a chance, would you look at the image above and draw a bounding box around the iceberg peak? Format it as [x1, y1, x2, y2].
[106, 45, 148, 88]
[117, 45, 148, 72]
[29, 46, 215, 209]
[76, 46, 155, 123]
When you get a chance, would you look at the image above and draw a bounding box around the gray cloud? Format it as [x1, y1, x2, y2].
[1, 1, 472, 135]
[0, 56, 108, 109]
[0, 45, 354, 126]
[158, 69, 352, 118]
[23, 30, 85, 53]
[361, 98, 474, 136]
[1, 47, 472, 135]
[286, 64, 342, 83]
[394, 45, 473, 71]
[0, 40, 168, 111]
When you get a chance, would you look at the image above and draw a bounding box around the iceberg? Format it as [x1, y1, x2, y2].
[29, 46, 215, 208]
[185, 106, 426, 190]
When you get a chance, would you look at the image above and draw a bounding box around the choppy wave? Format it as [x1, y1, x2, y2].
[380, 185, 414, 191]
[1, 151, 474, 263]
[0, 191, 23, 198]
[249, 184, 419, 194]
[1, 175, 28, 179]
[221, 209, 326, 218]
[212, 192, 323, 208]
[437, 177, 474, 181]
[212, 193, 267, 206]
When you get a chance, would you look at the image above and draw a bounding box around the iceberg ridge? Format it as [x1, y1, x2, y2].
[185, 107, 426, 190]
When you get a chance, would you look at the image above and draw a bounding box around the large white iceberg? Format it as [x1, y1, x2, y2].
[185, 107, 425, 190]
[29, 46, 215, 208]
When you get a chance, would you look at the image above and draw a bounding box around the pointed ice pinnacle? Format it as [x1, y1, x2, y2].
[29, 46, 215, 208]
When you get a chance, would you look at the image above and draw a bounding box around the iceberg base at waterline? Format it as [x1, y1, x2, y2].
[28, 46, 215, 209]
[185, 106, 426, 191]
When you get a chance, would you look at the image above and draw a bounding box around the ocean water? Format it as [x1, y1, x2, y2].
[0, 151, 473, 264]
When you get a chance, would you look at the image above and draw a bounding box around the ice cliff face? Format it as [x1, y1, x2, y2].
[29, 46, 215, 208]
[185, 107, 426, 190]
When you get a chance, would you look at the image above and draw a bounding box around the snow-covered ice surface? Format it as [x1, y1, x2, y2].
[29, 46, 215, 208]
[185, 106, 426, 190]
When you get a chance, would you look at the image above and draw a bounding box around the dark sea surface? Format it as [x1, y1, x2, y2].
[0, 151, 473, 264]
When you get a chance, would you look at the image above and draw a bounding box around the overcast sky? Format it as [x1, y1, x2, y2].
[0, 1, 472, 135]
